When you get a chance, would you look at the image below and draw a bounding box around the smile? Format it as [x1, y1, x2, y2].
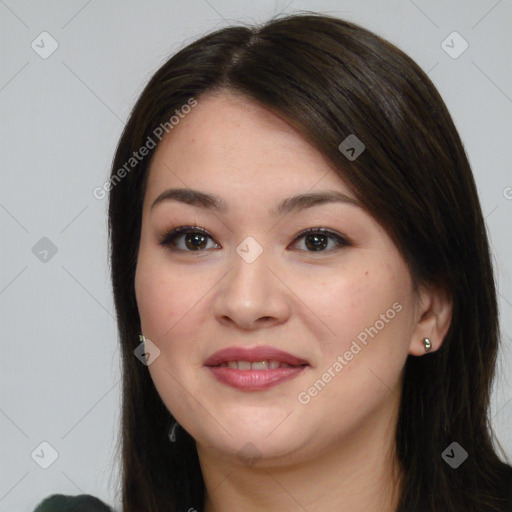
[216, 360, 297, 369]
[204, 345, 310, 390]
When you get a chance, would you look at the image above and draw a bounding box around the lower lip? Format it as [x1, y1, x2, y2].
[206, 366, 308, 391]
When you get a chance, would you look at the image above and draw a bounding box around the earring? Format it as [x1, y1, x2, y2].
[169, 419, 179, 442]
[422, 337, 432, 353]
[139, 334, 145, 344]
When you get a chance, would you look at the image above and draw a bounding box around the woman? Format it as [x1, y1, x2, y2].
[40, 11, 512, 512]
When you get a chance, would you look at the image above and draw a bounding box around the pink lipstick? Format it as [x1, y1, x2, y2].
[204, 346, 309, 391]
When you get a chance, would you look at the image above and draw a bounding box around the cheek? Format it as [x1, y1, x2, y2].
[135, 244, 183, 342]
[304, 260, 414, 418]
[314, 262, 411, 347]
[135, 249, 209, 355]
[295, 267, 411, 437]
[135, 256, 214, 433]
[135, 260, 167, 337]
[134, 254, 201, 409]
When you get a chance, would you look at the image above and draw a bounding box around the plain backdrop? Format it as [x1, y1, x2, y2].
[1, 1, 511, 510]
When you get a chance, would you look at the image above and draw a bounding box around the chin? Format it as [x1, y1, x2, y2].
[195, 422, 310, 466]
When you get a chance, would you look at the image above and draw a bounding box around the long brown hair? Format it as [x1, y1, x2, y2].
[108, 12, 512, 512]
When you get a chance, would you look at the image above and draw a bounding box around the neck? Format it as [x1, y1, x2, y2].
[199, 391, 403, 512]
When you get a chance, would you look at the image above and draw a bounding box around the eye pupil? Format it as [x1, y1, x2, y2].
[305, 234, 328, 251]
[186, 233, 207, 250]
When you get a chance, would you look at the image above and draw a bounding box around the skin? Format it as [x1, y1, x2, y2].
[134, 91, 453, 512]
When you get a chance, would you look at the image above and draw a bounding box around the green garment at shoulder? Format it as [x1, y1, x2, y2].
[33, 493, 118, 512]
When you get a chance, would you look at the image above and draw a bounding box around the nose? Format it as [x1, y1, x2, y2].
[212, 243, 291, 331]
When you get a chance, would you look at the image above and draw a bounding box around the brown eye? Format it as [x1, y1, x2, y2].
[291, 228, 350, 253]
[158, 226, 219, 252]
[158, 226, 350, 254]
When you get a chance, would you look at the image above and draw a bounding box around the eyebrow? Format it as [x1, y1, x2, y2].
[150, 187, 363, 216]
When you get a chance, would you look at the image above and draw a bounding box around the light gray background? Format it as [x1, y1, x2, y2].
[1, 1, 511, 510]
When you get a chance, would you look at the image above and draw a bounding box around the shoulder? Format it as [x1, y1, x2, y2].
[509, 468, 512, 510]
[503, 464, 512, 511]
[32, 494, 117, 512]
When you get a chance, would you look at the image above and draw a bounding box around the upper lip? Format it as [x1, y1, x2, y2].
[204, 346, 309, 367]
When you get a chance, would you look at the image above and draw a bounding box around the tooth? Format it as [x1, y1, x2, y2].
[220, 360, 296, 370]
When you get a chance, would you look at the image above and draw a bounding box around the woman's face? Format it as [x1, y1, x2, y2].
[135, 91, 423, 466]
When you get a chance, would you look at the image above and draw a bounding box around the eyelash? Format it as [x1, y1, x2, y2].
[157, 225, 351, 254]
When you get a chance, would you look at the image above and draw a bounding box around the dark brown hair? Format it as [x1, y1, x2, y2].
[108, 11, 512, 512]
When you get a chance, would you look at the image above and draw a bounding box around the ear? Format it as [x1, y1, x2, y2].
[408, 284, 453, 356]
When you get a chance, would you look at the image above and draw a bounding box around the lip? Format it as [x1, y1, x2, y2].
[203, 345, 309, 367]
[203, 345, 309, 391]
[207, 366, 307, 391]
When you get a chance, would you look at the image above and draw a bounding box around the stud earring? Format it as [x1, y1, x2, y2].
[422, 337, 432, 353]
[139, 334, 145, 344]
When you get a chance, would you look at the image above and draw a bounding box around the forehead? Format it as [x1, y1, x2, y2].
[145, 91, 355, 202]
